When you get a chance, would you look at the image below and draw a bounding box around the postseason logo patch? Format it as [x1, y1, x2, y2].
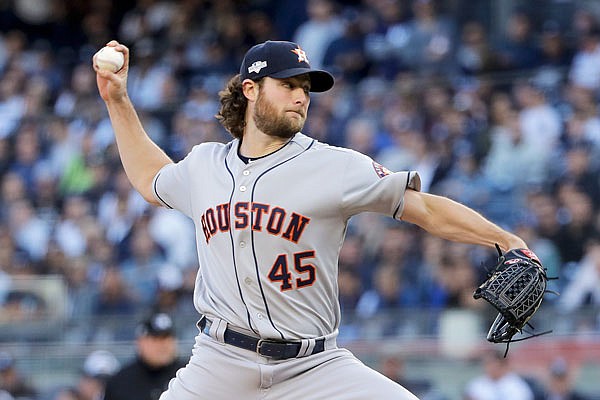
[248, 60, 267, 74]
[372, 161, 392, 178]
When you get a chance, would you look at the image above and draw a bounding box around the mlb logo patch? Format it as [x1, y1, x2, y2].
[372, 162, 392, 178]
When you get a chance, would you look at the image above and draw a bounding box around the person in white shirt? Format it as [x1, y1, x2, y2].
[464, 349, 534, 400]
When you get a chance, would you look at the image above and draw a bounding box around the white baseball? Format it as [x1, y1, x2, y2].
[95, 46, 125, 72]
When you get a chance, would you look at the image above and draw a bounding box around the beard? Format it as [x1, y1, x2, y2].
[253, 92, 305, 139]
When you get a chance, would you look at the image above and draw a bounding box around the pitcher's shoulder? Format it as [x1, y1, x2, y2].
[308, 140, 369, 160]
[187, 140, 236, 159]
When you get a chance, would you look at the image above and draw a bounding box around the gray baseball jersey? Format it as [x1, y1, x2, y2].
[153, 132, 421, 341]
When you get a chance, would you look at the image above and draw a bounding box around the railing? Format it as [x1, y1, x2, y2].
[2, 320, 599, 400]
[1, 277, 599, 398]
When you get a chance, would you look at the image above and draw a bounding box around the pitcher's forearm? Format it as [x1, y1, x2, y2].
[106, 96, 172, 203]
[433, 210, 526, 251]
[402, 191, 527, 251]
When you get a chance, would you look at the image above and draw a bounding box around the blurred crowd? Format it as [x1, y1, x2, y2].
[1, 0, 600, 347]
[2, 338, 598, 400]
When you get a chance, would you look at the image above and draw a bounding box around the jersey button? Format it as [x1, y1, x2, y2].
[244, 277, 252, 285]
[243, 170, 250, 176]
[240, 241, 246, 248]
[240, 185, 247, 192]
[257, 313, 264, 319]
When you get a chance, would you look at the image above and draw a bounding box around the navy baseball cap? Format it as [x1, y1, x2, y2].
[136, 312, 175, 337]
[240, 41, 334, 93]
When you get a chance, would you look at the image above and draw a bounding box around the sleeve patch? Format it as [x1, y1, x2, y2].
[372, 161, 392, 178]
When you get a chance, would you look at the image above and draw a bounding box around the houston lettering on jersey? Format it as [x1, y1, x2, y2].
[200, 202, 310, 244]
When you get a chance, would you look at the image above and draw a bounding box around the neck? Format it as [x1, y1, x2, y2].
[239, 125, 292, 158]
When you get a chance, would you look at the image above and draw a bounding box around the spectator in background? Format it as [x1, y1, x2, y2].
[400, 0, 457, 75]
[77, 349, 120, 400]
[293, 0, 345, 69]
[425, 242, 482, 310]
[117, 0, 178, 45]
[97, 169, 148, 246]
[356, 263, 421, 336]
[361, 0, 410, 79]
[492, 9, 541, 71]
[379, 355, 443, 400]
[562, 85, 600, 149]
[0, 64, 27, 139]
[104, 312, 186, 400]
[32, 172, 61, 222]
[119, 223, 166, 307]
[53, 62, 104, 121]
[421, 81, 451, 130]
[571, 8, 599, 38]
[482, 92, 545, 193]
[58, 132, 102, 197]
[322, 7, 371, 84]
[60, 257, 98, 338]
[152, 264, 185, 315]
[337, 230, 375, 288]
[92, 266, 137, 323]
[245, 10, 278, 46]
[463, 349, 534, 400]
[514, 79, 562, 175]
[337, 266, 363, 341]
[10, 121, 46, 192]
[526, 190, 562, 247]
[7, 198, 50, 263]
[338, 266, 362, 317]
[0, 351, 37, 400]
[0, 228, 29, 278]
[554, 184, 598, 264]
[528, 20, 573, 106]
[569, 27, 600, 92]
[126, 38, 175, 112]
[41, 349, 119, 400]
[434, 147, 492, 214]
[550, 142, 600, 209]
[538, 20, 574, 69]
[343, 115, 380, 158]
[0, 171, 28, 218]
[455, 20, 497, 75]
[147, 206, 197, 270]
[354, 76, 389, 123]
[376, 96, 423, 173]
[53, 195, 96, 258]
[386, 127, 440, 192]
[558, 235, 600, 317]
[542, 357, 591, 400]
[369, 223, 421, 286]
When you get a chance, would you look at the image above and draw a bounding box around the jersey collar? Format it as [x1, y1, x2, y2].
[230, 132, 315, 166]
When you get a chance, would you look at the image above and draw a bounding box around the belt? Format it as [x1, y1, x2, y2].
[200, 318, 325, 360]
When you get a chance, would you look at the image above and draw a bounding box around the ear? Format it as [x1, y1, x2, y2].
[242, 79, 259, 102]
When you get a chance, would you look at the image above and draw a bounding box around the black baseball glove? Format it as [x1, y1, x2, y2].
[474, 244, 554, 354]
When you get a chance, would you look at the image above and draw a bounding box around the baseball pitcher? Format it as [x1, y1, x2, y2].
[94, 39, 536, 399]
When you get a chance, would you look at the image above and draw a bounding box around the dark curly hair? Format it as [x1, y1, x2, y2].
[216, 74, 263, 139]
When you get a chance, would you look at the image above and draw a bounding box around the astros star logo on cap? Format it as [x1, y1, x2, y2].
[291, 47, 309, 63]
[239, 41, 334, 92]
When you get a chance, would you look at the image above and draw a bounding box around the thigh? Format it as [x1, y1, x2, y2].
[267, 348, 419, 400]
[160, 334, 262, 400]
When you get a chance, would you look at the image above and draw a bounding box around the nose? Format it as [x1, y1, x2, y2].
[293, 87, 309, 105]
